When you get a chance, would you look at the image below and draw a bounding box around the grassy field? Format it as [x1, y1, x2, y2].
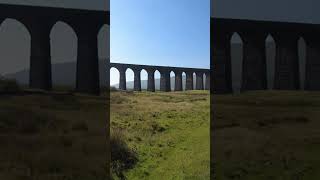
[0, 91, 109, 180]
[110, 91, 210, 180]
[213, 91, 320, 180]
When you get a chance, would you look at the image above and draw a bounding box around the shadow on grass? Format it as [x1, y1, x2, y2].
[111, 128, 138, 180]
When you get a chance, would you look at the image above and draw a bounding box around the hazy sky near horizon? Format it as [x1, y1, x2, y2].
[211, 0, 319, 24]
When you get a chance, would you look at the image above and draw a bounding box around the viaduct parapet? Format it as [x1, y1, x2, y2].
[211, 17, 320, 93]
[110, 63, 210, 91]
[0, 3, 109, 95]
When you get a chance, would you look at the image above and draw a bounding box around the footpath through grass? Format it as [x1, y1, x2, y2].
[213, 91, 320, 180]
[111, 91, 210, 180]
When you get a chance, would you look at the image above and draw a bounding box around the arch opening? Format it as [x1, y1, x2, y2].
[265, 34, 276, 89]
[154, 70, 161, 91]
[98, 24, 110, 89]
[230, 32, 243, 93]
[193, 72, 196, 90]
[110, 67, 120, 89]
[182, 72, 187, 91]
[140, 69, 148, 91]
[126, 68, 134, 90]
[50, 21, 78, 90]
[0, 18, 31, 87]
[170, 71, 175, 91]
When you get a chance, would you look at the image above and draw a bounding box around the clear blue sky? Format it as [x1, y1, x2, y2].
[110, 0, 210, 85]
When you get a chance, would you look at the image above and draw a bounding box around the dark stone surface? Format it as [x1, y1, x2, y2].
[118, 67, 126, 91]
[185, 72, 194, 90]
[159, 69, 171, 92]
[305, 35, 320, 90]
[273, 33, 300, 90]
[75, 27, 101, 94]
[174, 71, 183, 91]
[211, 27, 233, 94]
[205, 72, 210, 90]
[211, 17, 320, 93]
[28, 21, 52, 90]
[196, 72, 204, 90]
[133, 69, 141, 91]
[146, 69, 155, 92]
[240, 32, 268, 91]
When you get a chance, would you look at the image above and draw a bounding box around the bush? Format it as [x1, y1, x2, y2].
[111, 128, 138, 180]
[0, 75, 21, 94]
[110, 86, 118, 92]
[72, 121, 89, 132]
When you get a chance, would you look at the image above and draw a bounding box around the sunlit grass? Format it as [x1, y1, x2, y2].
[111, 91, 210, 180]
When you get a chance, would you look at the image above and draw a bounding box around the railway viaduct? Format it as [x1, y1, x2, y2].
[0, 3, 109, 95]
[211, 18, 320, 93]
[110, 63, 210, 91]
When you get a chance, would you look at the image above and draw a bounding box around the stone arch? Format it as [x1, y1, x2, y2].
[193, 72, 197, 90]
[170, 70, 175, 91]
[230, 32, 243, 93]
[298, 37, 306, 90]
[98, 24, 109, 89]
[125, 68, 134, 90]
[182, 72, 187, 91]
[140, 69, 148, 90]
[50, 21, 78, 90]
[154, 70, 161, 91]
[110, 67, 120, 88]
[0, 18, 31, 86]
[265, 34, 276, 89]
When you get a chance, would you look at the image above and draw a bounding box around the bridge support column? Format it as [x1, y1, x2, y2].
[133, 69, 141, 91]
[212, 29, 232, 93]
[147, 69, 155, 92]
[186, 72, 194, 90]
[274, 33, 300, 90]
[174, 71, 183, 91]
[205, 72, 210, 90]
[28, 22, 52, 90]
[119, 68, 126, 90]
[305, 36, 320, 90]
[196, 72, 204, 90]
[160, 70, 171, 92]
[241, 33, 267, 91]
[76, 28, 100, 94]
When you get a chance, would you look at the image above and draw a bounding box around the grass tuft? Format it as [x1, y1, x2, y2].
[111, 128, 138, 179]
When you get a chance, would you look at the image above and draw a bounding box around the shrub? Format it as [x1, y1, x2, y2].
[110, 86, 118, 92]
[150, 121, 166, 134]
[0, 75, 21, 94]
[111, 128, 138, 179]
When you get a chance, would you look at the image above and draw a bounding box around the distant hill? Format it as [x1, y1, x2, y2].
[4, 60, 108, 87]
